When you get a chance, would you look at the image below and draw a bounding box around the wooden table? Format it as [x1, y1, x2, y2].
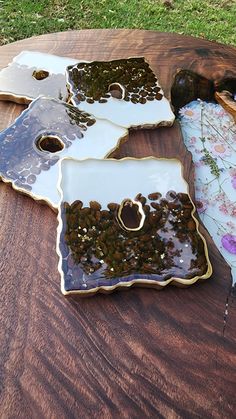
[0, 30, 236, 418]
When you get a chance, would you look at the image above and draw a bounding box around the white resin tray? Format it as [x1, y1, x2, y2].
[57, 157, 212, 296]
[0, 51, 78, 103]
[66, 57, 175, 129]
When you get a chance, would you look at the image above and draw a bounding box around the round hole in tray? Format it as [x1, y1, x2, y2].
[36, 134, 64, 153]
[118, 199, 145, 231]
[108, 83, 125, 100]
[32, 69, 50, 80]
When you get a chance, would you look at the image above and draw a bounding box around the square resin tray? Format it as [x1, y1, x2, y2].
[66, 57, 175, 129]
[0, 97, 127, 209]
[0, 51, 78, 103]
[57, 158, 212, 296]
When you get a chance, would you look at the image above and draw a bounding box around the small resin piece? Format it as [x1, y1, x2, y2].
[57, 158, 212, 296]
[0, 97, 128, 208]
[215, 78, 236, 122]
[66, 57, 175, 128]
[0, 51, 78, 103]
[215, 91, 236, 122]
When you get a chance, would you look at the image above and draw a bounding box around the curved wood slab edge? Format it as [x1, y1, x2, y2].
[0, 31, 236, 418]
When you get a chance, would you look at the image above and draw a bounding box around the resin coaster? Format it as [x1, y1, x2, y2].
[0, 97, 128, 208]
[66, 57, 175, 129]
[57, 158, 212, 296]
[0, 51, 78, 103]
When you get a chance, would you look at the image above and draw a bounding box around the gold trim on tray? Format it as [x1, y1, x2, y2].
[56, 156, 213, 297]
[65, 56, 175, 130]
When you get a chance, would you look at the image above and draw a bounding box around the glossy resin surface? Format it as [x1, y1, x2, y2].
[0, 51, 78, 103]
[179, 100, 236, 284]
[0, 97, 127, 208]
[67, 57, 175, 129]
[57, 158, 212, 296]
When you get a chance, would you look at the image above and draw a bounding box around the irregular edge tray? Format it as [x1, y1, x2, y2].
[0, 98, 129, 211]
[56, 156, 213, 297]
[0, 50, 80, 105]
[66, 56, 175, 130]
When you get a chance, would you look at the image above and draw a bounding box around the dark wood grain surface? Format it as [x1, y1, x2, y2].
[0, 30, 236, 418]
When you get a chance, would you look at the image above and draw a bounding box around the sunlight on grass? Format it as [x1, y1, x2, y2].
[0, 0, 235, 46]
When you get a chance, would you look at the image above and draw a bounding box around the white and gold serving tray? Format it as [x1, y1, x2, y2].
[57, 157, 212, 296]
[66, 57, 175, 129]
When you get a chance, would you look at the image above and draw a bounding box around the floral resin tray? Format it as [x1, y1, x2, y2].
[179, 100, 236, 284]
[0, 97, 127, 209]
[0, 51, 78, 103]
[57, 157, 212, 296]
[66, 57, 175, 129]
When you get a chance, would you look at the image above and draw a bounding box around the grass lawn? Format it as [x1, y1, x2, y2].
[0, 0, 235, 46]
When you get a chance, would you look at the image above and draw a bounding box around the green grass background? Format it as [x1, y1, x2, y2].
[0, 0, 235, 46]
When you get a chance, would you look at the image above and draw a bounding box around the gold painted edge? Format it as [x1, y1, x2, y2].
[56, 156, 213, 296]
[0, 91, 33, 104]
[0, 97, 129, 211]
[69, 96, 175, 130]
[117, 198, 146, 231]
[0, 171, 58, 212]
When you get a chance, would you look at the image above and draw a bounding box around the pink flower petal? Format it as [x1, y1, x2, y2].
[231, 176, 236, 190]
[221, 234, 236, 254]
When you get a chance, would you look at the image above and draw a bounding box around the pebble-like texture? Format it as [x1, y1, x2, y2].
[0, 97, 96, 192]
[59, 190, 209, 293]
[67, 57, 163, 104]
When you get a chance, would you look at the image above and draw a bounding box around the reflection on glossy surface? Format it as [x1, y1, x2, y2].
[0, 97, 94, 192]
[68, 57, 163, 104]
[59, 191, 209, 293]
[0, 97, 127, 208]
[0, 51, 78, 103]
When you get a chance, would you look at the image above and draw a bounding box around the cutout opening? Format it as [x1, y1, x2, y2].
[32, 69, 50, 80]
[36, 134, 64, 153]
[117, 199, 145, 231]
[108, 83, 126, 100]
